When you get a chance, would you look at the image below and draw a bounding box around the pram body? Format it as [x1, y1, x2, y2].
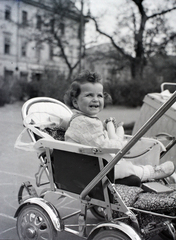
[14, 90, 176, 240]
[133, 83, 176, 165]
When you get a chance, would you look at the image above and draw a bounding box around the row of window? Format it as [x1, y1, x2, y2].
[3, 4, 80, 59]
[4, 69, 28, 82]
[5, 6, 28, 26]
[4, 34, 27, 56]
[4, 69, 42, 83]
[4, 5, 56, 58]
[4, 35, 54, 60]
[4, 38, 38, 57]
[5, 5, 65, 33]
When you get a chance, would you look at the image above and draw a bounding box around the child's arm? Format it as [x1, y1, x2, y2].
[105, 118, 124, 140]
[115, 122, 125, 139]
[105, 118, 128, 148]
[106, 120, 117, 139]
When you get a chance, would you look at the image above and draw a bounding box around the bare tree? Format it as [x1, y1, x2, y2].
[32, 0, 85, 80]
[86, 0, 176, 81]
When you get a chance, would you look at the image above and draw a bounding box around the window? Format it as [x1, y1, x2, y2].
[20, 72, 28, 82]
[32, 72, 41, 82]
[36, 15, 42, 30]
[35, 73, 41, 81]
[21, 41, 27, 57]
[22, 10, 28, 25]
[5, 6, 11, 20]
[4, 70, 13, 85]
[4, 36, 11, 54]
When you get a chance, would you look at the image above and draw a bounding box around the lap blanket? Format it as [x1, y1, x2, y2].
[116, 184, 176, 212]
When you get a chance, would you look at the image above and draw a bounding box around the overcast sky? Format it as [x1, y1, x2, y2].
[84, 0, 121, 45]
[79, 0, 176, 46]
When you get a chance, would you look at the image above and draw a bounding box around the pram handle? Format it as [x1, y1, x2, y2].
[80, 91, 176, 200]
[161, 82, 176, 92]
[155, 132, 175, 141]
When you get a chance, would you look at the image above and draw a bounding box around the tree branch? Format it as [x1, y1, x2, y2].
[148, 7, 176, 20]
[160, 32, 176, 48]
[89, 16, 132, 60]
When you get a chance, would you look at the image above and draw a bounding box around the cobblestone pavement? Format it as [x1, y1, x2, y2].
[0, 102, 163, 240]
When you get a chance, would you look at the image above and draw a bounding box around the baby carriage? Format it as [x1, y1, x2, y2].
[14, 90, 176, 240]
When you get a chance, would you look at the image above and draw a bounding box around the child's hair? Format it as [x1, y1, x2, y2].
[64, 70, 103, 108]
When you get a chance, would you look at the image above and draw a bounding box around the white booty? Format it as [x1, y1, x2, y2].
[152, 161, 175, 180]
[141, 161, 175, 182]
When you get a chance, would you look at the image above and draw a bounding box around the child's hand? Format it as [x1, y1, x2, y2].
[116, 123, 125, 139]
[116, 121, 124, 128]
[104, 117, 117, 130]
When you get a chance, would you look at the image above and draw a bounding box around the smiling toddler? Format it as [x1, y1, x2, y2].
[64, 70, 175, 183]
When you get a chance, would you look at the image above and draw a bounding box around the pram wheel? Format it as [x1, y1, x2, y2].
[16, 204, 57, 240]
[93, 229, 130, 240]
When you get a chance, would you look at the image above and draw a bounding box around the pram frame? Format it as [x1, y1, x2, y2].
[15, 92, 176, 240]
[33, 137, 176, 237]
[22, 97, 73, 187]
[80, 91, 176, 200]
[34, 141, 141, 239]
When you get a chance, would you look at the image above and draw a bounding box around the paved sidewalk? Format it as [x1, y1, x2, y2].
[0, 102, 37, 239]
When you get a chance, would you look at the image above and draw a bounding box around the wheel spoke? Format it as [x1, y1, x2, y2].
[24, 212, 30, 223]
[29, 212, 36, 223]
[37, 221, 50, 239]
[34, 215, 44, 227]
[37, 229, 51, 240]
[17, 205, 56, 240]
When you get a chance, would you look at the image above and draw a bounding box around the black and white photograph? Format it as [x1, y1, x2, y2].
[0, 0, 176, 239]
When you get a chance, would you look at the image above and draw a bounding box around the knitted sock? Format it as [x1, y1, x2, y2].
[141, 165, 155, 182]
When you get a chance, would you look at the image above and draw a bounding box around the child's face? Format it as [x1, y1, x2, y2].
[74, 82, 104, 117]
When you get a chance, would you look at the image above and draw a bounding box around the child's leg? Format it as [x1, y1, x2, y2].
[114, 159, 143, 179]
[141, 161, 175, 182]
[115, 160, 175, 182]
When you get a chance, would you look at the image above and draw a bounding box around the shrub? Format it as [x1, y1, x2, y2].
[37, 70, 70, 102]
[11, 80, 23, 101]
[105, 77, 160, 107]
[0, 88, 8, 106]
[8, 79, 30, 102]
[0, 79, 11, 106]
[26, 80, 40, 99]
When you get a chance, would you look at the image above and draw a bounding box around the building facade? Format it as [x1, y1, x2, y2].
[0, 0, 82, 87]
[84, 43, 131, 84]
